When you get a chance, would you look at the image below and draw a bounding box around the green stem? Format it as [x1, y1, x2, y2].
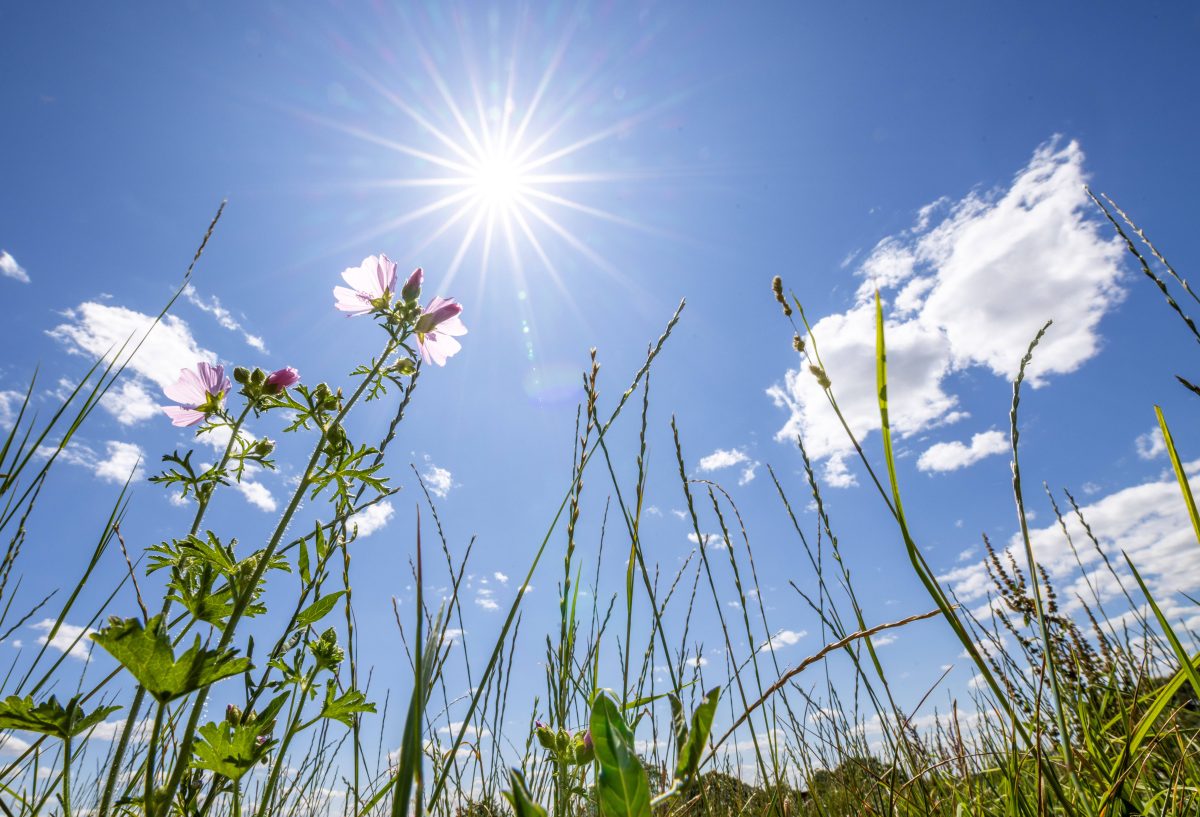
[145, 701, 166, 813]
[155, 337, 399, 815]
[60, 734, 72, 817]
[253, 676, 311, 817]
[98, 403, 254, 817]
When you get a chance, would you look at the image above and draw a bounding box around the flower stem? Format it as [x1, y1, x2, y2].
[154, 338, 399, 816]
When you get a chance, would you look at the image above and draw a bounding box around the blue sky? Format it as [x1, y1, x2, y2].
[3, 2, 1200, 771]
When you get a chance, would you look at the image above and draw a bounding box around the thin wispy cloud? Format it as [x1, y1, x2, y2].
[183, 284, 267, 352]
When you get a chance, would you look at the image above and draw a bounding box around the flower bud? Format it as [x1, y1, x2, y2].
[392, 358, 417, 376]
[254, 438, 275, 457]
[401, 267, 424, 302]
[264, 367, 300, 394]
[226, 704, 242, 724]
[250, 368, 267, 387]
[233, 367, 251, 385]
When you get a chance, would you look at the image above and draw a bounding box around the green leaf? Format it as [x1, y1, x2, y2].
[192, 720, 274, 781]
[673, 686, 720, 784]
[590, 690, 651, 817]
[91, 615, 251, 703]
[295, 591, 346, 630]
[320, 682, 375, 728]
[502, 768, 547, 817]
[0, 695, 119, 739]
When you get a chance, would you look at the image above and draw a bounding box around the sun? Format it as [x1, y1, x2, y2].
[290, 11, 680, 302]
[468, 150, 525, 213]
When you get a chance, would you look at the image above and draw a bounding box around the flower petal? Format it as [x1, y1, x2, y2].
[163, 367, 206, 405]
[162, 405, 206, 427]
[333, 286, 373, 316]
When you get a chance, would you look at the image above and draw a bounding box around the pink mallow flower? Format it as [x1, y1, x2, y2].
[265, 366, 301, 392]
[333, 254, 398, 316]
[415, 297, 467, 366]
[162, 362, 231, 427]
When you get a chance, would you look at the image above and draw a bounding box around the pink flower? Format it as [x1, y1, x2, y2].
[264, 366, 300, 392]
[162, 362, 231, 427]
[333, 254, 398, 316]
[415, 296, 467, 367]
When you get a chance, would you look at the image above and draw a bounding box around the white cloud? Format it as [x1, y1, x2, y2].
[0, 250, 29, 283]
[739, 462, 759, 485]
[49, 440, 145, 483]
[235, 479, 276, 512]
[687, 532, 727, 550]
[0, 734, 32, 755]
[493, 571, 508, 584]
[1136, 427, 1166, 460]
[769, 139, 1124, 479]
[940, 465, 1200, 624]
[761, 629, 806, 651]
[94, 441, 146, 483]
[671, 509, 686, 520]
[100, 380, 161, 426]
[917, 429, 1009, 473]
[48, 302, 216, 427]
[422, 463, 454, 498]
[31, 619, 94, 661]
[0, 390, 26, 430]
[183, 284, 266, 352]
[698, 448, 749, 472]
[474, 587, 499, 611]
[350, 500, 395, 539]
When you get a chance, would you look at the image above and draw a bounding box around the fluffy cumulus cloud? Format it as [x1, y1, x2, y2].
[940, 462, 1200, 629]
[48, 302, 216, 427]
[698, 447, 760, 486]
[761, 628, 806, 651]
[698, 448, 749, 471]
[350, 500, 395, 539]
[421, 461, 454, 498]
[917, 430, 1009, 473]
[768, 138, 1125, 486]
[31, 619, 94, 661]
[49, 440, 146, 484]
[0, 250, 30, 283]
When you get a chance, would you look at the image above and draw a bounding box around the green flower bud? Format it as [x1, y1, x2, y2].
[233, 367, 251, 385]
[254, 438, 275, 457]
[309, 627, 345, 671]
[250, 368, 267, 386]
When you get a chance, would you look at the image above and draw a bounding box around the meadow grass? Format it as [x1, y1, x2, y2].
[0, 193, 1197, 816]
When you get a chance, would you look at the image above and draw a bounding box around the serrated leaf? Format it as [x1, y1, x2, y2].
[502, 768, 547, 817]
[91, 615, 251, 703]
[590, 690, 650, 817]
[295, 591, 346, 630]
[320, 683, 375, 728]
[673, 686, 720, 784]
[192, 720, 275, 781]
[0, 695, 119, 739]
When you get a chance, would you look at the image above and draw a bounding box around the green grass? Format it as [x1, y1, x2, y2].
[0, 193, 1197, 817]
